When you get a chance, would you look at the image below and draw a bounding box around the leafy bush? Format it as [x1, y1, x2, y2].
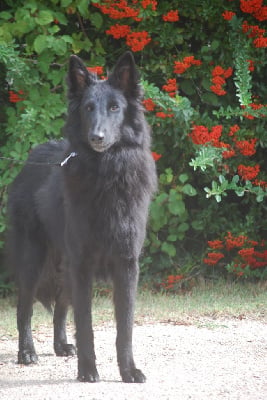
[0, 0, 266, 288]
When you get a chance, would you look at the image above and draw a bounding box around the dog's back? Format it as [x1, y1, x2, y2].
[7, 140, 69, 308]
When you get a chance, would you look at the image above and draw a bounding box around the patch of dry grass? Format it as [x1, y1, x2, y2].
[0, 280, 266, 338]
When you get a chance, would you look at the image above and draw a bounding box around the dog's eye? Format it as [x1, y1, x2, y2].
[110, 104, 119, 112]
[87, 104, 94, 112]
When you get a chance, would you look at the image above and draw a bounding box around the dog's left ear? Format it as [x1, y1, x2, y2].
[109, 52, 139, 96]
[68, 55, 91, 95]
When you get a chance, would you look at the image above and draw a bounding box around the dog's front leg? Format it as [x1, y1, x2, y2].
[113, 259, 146, 383]
[70, 265, 99, 383]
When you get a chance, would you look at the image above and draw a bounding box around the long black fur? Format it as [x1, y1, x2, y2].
[7, 52, 157, 383]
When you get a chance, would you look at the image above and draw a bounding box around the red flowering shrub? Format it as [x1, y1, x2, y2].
[106, 24, 131, 38]
[204, 232, 267, 278]
[173, 56, 202, 74]
[0, 0, 266, 284]
[162, 78, 178, 97]
[151, 152, 162, 161]
[162, 10, 179, 22]
[159, 274, 184, 292]
[210, 66, 233, 96]
[222, 11, 236, 20]
[125, 31, 151, 52]
[8, 90, 25, 103]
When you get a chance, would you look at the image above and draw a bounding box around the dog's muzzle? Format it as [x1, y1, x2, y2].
[89, 131, 110, 152]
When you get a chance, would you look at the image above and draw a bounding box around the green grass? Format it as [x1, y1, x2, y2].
[0, 280, 266, 338]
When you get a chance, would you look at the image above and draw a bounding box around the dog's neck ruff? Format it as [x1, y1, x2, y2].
[60, 152, 78, 167]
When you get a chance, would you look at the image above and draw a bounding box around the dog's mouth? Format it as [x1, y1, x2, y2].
[89, 141, 111, 153]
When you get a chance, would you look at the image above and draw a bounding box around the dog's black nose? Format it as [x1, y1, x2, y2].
[91, 132, 104, 142]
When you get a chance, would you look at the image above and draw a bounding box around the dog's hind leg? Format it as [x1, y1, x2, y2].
[53, 291, 76, 357]
[113, 259, 146, 383]
[16, 234, 46, 365]
[17, 280, 38, 365]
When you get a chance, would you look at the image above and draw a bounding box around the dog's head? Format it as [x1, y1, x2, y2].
[67, 52, 143, 153]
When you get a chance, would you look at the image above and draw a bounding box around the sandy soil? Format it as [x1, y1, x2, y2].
[0, 318, 266, 400]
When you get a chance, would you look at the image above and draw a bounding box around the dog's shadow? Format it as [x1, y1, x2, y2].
[0, 352, 123, 389]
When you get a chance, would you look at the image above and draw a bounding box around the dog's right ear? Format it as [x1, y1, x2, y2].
[68, 55, 90, 95]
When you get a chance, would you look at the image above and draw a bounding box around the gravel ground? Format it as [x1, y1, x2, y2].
[0, 319, 266, 400]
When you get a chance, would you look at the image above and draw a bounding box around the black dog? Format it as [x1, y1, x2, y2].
[7, 52, 157, 383]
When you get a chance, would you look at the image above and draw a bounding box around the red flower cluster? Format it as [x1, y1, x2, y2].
[162, 10, 179, 22]
[247, 59, 255, 71]
[207, 240, 224, 249]
[160, 274, 183, 290]
[234, 138, 257, 156]
[189, 123, 258, 157]
[155, 111, 174, 119]
[203, 252, 224, 265]
[141, 0, 157, 11]
[242, 20, 267, 47]
[106, 24, 130, 38]
[143, 97, 175, 119]
[93, 1, 141, 21]
[237, 164, 260, 180]
[222, 10, 236, 20]
[173, 56, 202, 74]
[106, 23, 151, 51]
[93, 0, 157, 21]
[241, 102, 267, 119]
[204, 232, 267, 275]
[240, 0, 267, 21]
[9, 90, 25, 103]
[189, 125, 223, 146]
[152, 151, 162, 161]
[143, 98, 156, 111]
[126, 31, 151, 51]
[87, 66, 104, 75]
[228, 124, 240, 136]
[224, 232, 254, 251]
[162, 78, 178, 97]
[189, 123, 263, 184]
[210, 65, 233, 96]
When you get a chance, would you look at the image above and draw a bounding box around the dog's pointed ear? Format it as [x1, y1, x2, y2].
[68, 55, 91, 95]
[109, 52, 139, 96]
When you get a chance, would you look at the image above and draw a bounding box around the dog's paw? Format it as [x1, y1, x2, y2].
[55, 343, 76, 357]
[18, 350, 38, 365]
[77, 359, 100, 383]
[121, 368, 146, 383]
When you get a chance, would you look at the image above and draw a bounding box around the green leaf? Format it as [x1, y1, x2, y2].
[179, 173, 188, 184]
[232, 175, 240, 184]
[161, 242, 176, 257]
[235, 188, 245, 197]
[90, 13, 103, 29]
[211, 40, 220, 50]
[182, 183, 197, 196]
[61, 0, 72, 6]
[51, 38, 67, 55]
[35, 10, 54, 26]
[177, 222, 189, 233]
[167, 234, 178, 242]
[180, 80, 195, 95]
[201, 77, 212, 91]
[0, 11, 12, 20]
[256, 193, 265, 202]
[77, 0, 90, 17]
[202, 92, 220, 106]
[168, 199, 186, 216]
[33, 35, 48, 54]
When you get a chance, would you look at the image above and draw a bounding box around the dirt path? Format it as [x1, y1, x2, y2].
[0, 319, 266, 400]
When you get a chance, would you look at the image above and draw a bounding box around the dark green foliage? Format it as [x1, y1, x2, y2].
[0, 0, 266, 289]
